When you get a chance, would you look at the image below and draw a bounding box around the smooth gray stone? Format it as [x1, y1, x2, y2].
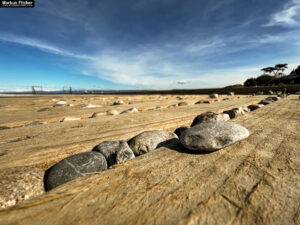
[37, 108, 51, 112]
[191, 112, 230, 127]
[25, 121, 47, 127]
[45, 152, 107, 191]
[259, 100, 272, 105]
[265, 96, 280, 102]
[128, 130, 178, 156]
[92, 140, 135, 166]
[180, 120, 249, 151]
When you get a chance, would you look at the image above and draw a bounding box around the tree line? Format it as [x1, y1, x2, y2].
[244, 64, 300, 87]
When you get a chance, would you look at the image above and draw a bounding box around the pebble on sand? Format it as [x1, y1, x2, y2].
[85, 104, 101, 108]
[191, 112, 230, 127]
[121, 108, 138, 114]
[91, 112, 106, 118]
[113, 100, 124, 105]
[25, 121, 48, 127]
[178, 102, 188, 106]
[61, 117, 81, 122]
[107, 110, 119, 115]
[209, 93, 219, 98]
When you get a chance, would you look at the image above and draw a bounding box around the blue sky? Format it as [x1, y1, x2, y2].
[0, 0, 300, 91]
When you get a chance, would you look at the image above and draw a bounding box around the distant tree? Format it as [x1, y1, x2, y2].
[261, 67, 276, 75]
[244, 78, 257, 87]
[261, 64, 288, 77]
[274, 64, 288, 77]
[290, 65, 300, 75]
[256, 74, 273, 86]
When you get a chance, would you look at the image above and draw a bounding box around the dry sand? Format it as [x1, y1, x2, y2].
[0, 94, 299, 225]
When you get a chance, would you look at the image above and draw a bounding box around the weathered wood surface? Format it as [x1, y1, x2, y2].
[0, 95, 299, 225]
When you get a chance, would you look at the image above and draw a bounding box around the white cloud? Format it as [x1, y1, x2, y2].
[0, 33, 93, 60]
[264, 0, 300, 27]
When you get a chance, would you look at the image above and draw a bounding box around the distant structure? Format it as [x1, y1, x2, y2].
[62, 87, 72, 94]
[32, 86, 43, 94]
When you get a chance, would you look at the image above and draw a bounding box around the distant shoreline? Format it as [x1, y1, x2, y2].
[1, 85, 300, 95]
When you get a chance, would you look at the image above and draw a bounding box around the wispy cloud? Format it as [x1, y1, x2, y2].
[264, 0, 300, 27]
[0, 33, 94, 60]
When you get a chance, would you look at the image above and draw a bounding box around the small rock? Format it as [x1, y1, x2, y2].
[191, 112, 230, 127]
[0, 166, 45, 209]
[268, 90, 274, 95]
[222, 98, 230, 101]
[210, 93, 218, 98]
[241, 107, 250, 113]
[178, 102, 188, 106]
[106, 110, 119, 116]
[174, 126, 189, 137]
[194, 100, 202, 104]
[57, 101, 67, 105]
[37, 108, 51, 112]
[25, 121, 48, 127]
[176, 96, 184, 100]
[91, 112, 106, 118]
[113, 100, 124, 105]
[223, 108, 245, 119]
[121, 108, 138, 114]
[128, 130, 178, 156]
[228, 92, 235, 96]
[180, 120, 250, 151]
[265, 96, 280, 102]
[45, 152, 107, 191]
[67, 104, 75, 107]
[248, 105, 259, 111]
[61, 117, 81, 122]
[53, 104, 65, 107]
[259, 100, 272, 105]
[92, 140, 135, 166]
[85, 104, 101, 108]
[168, 104, 178, 108]
[0, 126, 10, 130]
[203, 100, 212, 104]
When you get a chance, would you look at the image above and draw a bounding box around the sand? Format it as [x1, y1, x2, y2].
[0, 94, 299, 225]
